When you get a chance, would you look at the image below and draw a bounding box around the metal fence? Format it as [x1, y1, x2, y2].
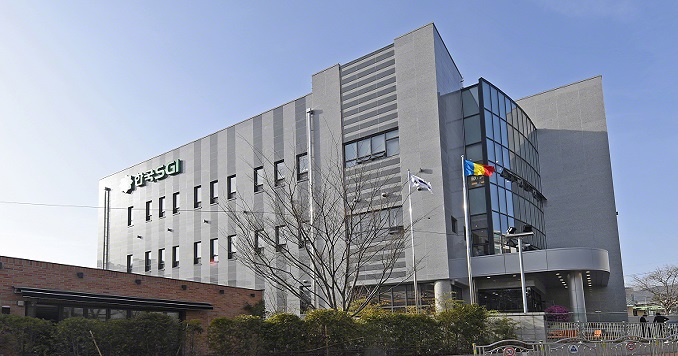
[546, 322, 678, 341]
[475, 335, 678, 355]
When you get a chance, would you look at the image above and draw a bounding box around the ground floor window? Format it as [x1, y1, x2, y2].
[477, 287, 544, 312]
[25, 302, 183, 322]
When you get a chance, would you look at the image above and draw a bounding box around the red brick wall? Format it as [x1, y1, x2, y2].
[0, 255, 261, 325]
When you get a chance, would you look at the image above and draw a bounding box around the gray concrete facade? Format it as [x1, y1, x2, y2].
[98, 24, 625, 318]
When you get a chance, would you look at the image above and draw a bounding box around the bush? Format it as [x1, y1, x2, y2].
[436, 302, 489, 354]
[361, 312, 441, 355]
[487, 315, 519, 342]
[208, 315, 266, 355]
[265, 313, 306, 354]
[304, 309, 360, 354]
[54, 317, 103, 355]
[0, 314, 55, 355]
[545, 305, 570, 322]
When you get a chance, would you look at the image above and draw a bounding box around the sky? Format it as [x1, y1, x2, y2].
[0, 0, 676, 284]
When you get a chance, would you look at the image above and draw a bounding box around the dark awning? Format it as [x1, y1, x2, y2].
[14, 287, 213, 311]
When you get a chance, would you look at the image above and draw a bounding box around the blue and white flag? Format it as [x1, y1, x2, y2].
[410, 174, 432, 193]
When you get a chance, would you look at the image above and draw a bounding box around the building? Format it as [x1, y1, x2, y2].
[0, 256, 261, 323]
[98, 23, 625, 321]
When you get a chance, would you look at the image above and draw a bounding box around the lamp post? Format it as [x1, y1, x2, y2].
[505, 227, 534, 314]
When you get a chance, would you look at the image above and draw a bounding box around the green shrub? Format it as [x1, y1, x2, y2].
[208, 315, 265, 355]
[265, 313, 306, 354]
[304, 309, 360, 354]
[436, 302, 489, 354]
[54, 317, 103, 356]
[0, 314, 55, 355]
[361, 312, 441, 355]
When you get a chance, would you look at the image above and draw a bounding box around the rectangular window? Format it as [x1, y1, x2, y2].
[344, 129, 399, 167]
[275, 225, 286, 252]
[144, 251, 151, 272]
[126, 254, 133, 273]
[254, 230, 263, 254]
[194, 241, 201, 264]
[158, 248, 165, 270]
[145, 201, 152, 221]
[210, 238, 219, 263]
[210, 180, 218, 204]
[228, 235, 236, 260]
[297, 153, 308, 181]
[451, 216, 458, 234]
[172, 246, 179, 268]
[254, 167, 264, 192]
[227, 175, 236, 199]
[194, 185, 202, 209]
[274, 160, 285, 186]
[172, 192, 180, 214]
[127, 206, 134, 226]
[159, 196, 166, 218]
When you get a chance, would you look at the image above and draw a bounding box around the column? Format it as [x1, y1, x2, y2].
[568, 271, 587, 322]
[434, 280, 452, 312]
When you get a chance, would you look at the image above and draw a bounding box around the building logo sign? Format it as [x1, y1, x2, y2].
[121, 159, 182, 194]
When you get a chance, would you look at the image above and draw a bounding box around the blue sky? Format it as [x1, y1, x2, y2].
[1, 1, 676, 284]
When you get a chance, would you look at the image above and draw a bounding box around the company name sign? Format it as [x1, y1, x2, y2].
[121, 159, 182, 194]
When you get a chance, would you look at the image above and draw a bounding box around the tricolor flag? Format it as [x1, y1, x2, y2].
[410, 174, 432, 193]
[464, 159, 495, 177]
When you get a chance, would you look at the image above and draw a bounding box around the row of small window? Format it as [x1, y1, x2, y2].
[344, 129, 399, 167]
[128, 238, 224, 273]
[126, 154, 310, 225]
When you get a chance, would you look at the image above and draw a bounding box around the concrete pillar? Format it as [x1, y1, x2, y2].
[568, 271, 587, 322]
[434, 280, 452, 311]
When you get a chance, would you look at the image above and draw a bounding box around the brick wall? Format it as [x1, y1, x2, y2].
[0, 255, 261, 324]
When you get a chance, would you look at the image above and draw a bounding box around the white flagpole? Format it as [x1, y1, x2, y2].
[461, 156, 476, 304]
[407, 170, 420, 312]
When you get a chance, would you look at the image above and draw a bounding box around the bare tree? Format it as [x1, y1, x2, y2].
[633, 265, 678, 314]
[220, 147, 411, 316]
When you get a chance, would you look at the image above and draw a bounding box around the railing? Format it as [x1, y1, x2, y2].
[547, 322, 677, 341]
[476, 335, 678, 355]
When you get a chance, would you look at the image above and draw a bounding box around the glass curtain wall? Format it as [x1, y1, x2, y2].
[461, 79, 546, 256]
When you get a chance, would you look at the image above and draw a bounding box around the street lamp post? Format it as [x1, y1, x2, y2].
[504, 227, 534, 314]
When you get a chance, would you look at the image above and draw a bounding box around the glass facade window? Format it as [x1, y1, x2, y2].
[297, 153, 308, 181]
[194, 185, 202, 208]
[172, 192, 180, 214]
[159, 196, 166, 218]
[462, 80, 546, 256]
[344, 129, 399, 167]
[274, 160, 285, 186]
[210, 180, 218, 204]
[478, 287, 543, 312]
[227, 175, 236, 199]
[254, 167, 264, 192]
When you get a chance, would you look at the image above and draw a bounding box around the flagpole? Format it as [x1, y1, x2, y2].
[407, 169, 420, 312]
[461, 156, 476, 304]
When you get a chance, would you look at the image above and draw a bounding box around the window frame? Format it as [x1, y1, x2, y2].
[127, 206, 134, 226]
[297, 153, 308, 181]
[126, 254, 133, 273]
[210, 238, 219, 263]
[275, 225, 287, 252]
[144, 251, 151, 272]
[254, 167, 264, 193]
[193, 241, 201, 265]
[172, 246, 179, 268]
[209, 180, 218, 204]
[274, 160, 285, 186]
[344, 129, 399, 167]
[145, 200, 152, 222]
[227, 175, 236, 200]
[228, 235, 236, 260]
[159, 196, 166, 218]
[172, 192, 180, 214]
[158, 248, 166, 270]
[194, 185, 202, 209]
